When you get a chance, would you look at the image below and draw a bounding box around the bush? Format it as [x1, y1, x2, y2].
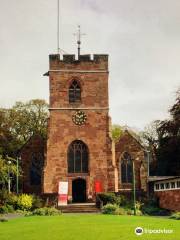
[6, 194, 18, 208]
[102, 204, 119, 214]
[170, 212, 180, 220]
[126, 208, 133, 215]
[30, 207, 61, 216]
[141, 198, 170, 216]
[16, 194, 33, 211]
[136, 209, 143, 216]
[98, 193, 117, 205]
[142, 206, 169, 216]
[97, 193, 127, 206]
[0, 190, 9, 204]
[0, 217, 8, 222]
[0, 205, 14, 214]
[32, 195, 44, 210]
[114, 207, 127, 215]
[0, 206, 9, 214]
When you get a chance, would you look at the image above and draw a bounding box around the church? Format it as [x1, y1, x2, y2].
[20, 52, 148, 203]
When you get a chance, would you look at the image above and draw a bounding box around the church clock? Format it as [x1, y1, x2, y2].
[72, 111, 87, 125]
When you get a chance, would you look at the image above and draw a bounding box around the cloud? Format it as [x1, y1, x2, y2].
[0, 0, 179, 129]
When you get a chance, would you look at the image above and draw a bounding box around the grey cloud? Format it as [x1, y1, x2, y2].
[0, 0, 179, 129]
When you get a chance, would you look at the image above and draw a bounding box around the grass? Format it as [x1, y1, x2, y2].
[0, 214, 179, 240]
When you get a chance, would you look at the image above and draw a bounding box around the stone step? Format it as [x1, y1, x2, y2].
[59, 203, 100, 213]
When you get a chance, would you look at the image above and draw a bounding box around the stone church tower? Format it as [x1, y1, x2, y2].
[43, 54, 117, 202]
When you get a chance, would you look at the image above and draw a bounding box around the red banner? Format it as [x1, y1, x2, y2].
[95, 181, 102, 193]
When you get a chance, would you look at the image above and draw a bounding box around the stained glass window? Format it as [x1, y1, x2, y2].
[68, 140, 88, 173]
[121, 152, 133, 183]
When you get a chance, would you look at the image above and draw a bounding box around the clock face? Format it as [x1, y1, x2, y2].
[72, 111, 87, 125]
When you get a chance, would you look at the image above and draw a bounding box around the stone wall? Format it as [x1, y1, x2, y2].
[155, 190, 180, 211]
[115, 130, 147, 192]
[43, 54, 116, 199]
[20, 135, 45, 194]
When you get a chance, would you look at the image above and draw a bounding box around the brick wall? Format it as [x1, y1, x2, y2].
[155, 190, 180, 211]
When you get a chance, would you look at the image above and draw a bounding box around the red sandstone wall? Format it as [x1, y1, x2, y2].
[115, 131, 147, 192]
[155, 190, 180, 211]
[43, 54, 116, 198]
[20, 135, 45, 194]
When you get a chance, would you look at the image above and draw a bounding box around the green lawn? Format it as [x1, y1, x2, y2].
[0, 214, 179, 240]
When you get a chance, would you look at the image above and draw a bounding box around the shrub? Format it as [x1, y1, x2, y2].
[16, 194, 33, 211]
[141, 206, 169, 216]
[0, 190, 9, 204]
[30, 207, 61, 216]
[0, 206, 9, 214]
[170, 212, 180, 220]
[0, 217, 8, 222]
[136, 209, 143, 216]
[126, 208, 133, 215]
[102, 204, 119, 214]
[117, 195, 128, 206]
[0, 205, 14, 214]
[32, 195, 44, 210]
[6, 194, 18, 208]
[98, 193, 117, 205]
[141, 198, 170, 216]
[114, 207, 127, 215]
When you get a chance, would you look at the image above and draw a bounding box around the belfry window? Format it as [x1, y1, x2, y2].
[69, 80, 81, 103]
[121, 152, 133, 183]
[68, 140, 88, 173]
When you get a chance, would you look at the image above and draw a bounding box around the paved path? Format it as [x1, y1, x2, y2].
[0, 213, 24, 220]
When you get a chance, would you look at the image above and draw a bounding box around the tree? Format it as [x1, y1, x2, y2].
[140, 120, 162, 172]
[141, 89, 180, 175]
[0, 99, 48, 157]
[111, 124, 123, 142]
[9, 99, 48, 143]
[156, 90, 180, 175]
[0, 155, 17, 190]
[0, 109, 20, 157]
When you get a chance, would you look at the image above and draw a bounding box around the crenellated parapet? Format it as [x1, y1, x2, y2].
[49, 54, 108, 71]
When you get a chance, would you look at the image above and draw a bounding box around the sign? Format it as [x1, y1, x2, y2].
[58, 181, 68, 206]
[95, 180, 102, 193]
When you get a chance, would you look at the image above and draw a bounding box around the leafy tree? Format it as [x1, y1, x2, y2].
[9, 99, 48, 143]
[0, 109, 20, 157]
[140, 120, 163, 174]
[156, 90, 180, 175]
[111, 124, 123, 142]
[0, 155, 17, 190]
[0, 99, 48, 158]
[0, 99, 47, 191]
[141, 89, 180, 175]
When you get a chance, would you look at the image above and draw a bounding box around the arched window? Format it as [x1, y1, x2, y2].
[121, 152, 133, 183]
[30, 153, 44, 185]
[68, 140, 88, 173]
[69, 80, 81, 103]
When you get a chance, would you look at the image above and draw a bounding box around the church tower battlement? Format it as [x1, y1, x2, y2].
[49, 54, 108, 68]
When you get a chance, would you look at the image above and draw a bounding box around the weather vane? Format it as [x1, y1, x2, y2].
[74, 25, 86, 59]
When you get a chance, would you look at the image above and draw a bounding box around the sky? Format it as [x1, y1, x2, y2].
[0, 0, 180, 130]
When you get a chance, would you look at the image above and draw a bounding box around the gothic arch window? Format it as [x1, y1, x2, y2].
[68, 140, 88, 173]
[120, 152, 133, 183]
[69, 80, 81, 103]
[30, 153, 44, 185]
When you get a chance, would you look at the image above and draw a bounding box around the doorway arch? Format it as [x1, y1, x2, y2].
[72, 178, 86, 202]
